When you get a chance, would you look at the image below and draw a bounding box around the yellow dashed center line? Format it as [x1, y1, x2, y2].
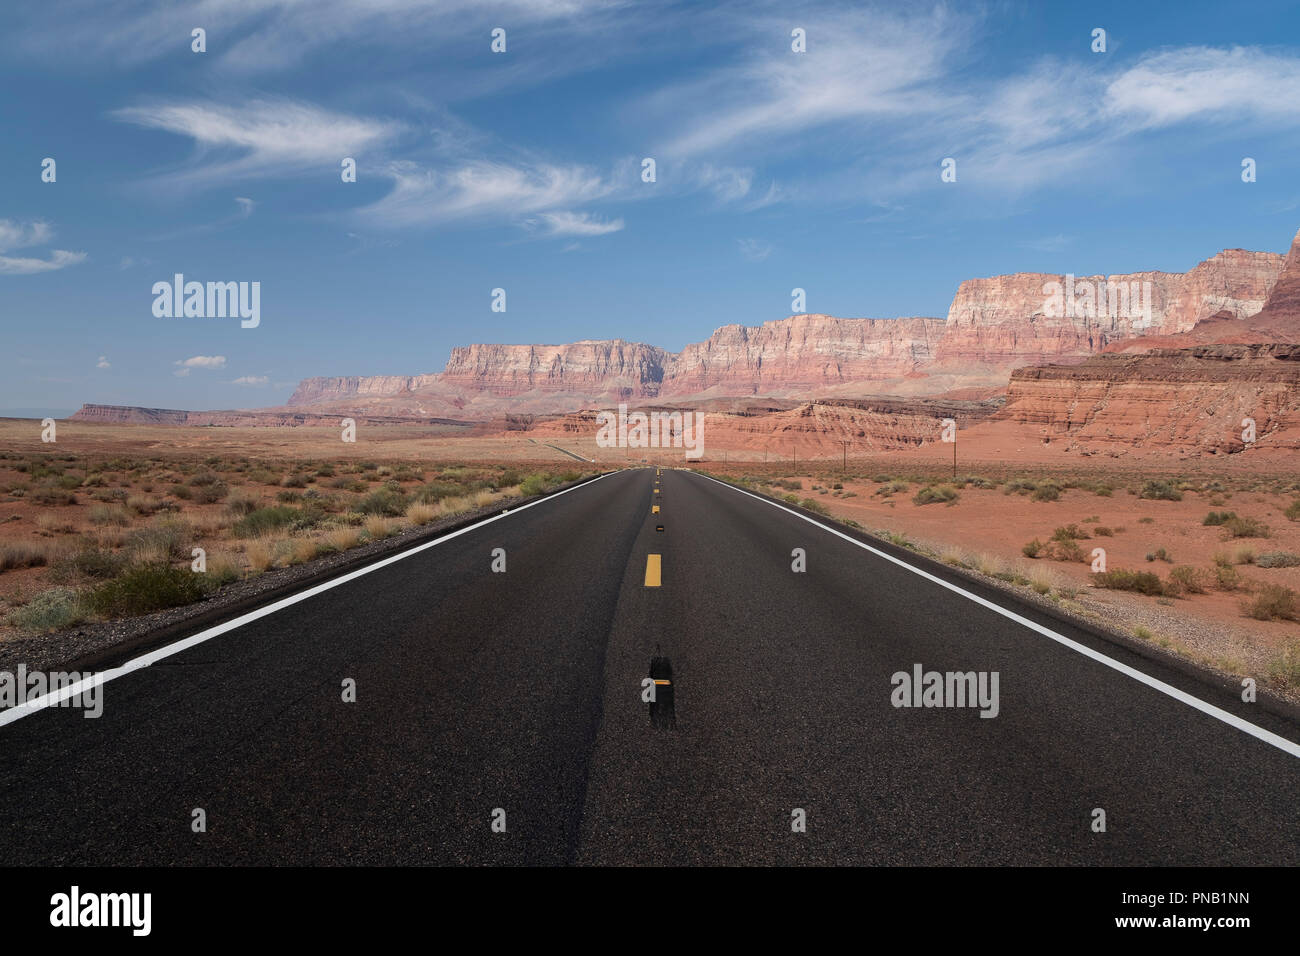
[652, 504, 660, 514]
[644, 553, 661, 587]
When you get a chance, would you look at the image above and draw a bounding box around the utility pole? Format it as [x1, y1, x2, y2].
[952, 430, 957, 480]
[839, 440, 849, 471]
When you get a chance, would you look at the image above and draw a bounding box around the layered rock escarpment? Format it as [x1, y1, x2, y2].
[662, 314, 944, 396]
[73, 231, 1297, 430]
[438, 341, 670, 398]
[995, 229, 1300, 454]
[1000, 345, 1300, 453]
[281, 241, 1285, 416]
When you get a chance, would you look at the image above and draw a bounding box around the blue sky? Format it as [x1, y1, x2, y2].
[3, 0, 1300, 413]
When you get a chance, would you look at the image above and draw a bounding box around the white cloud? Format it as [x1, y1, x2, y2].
[0, 249, 88, 275]
[11, 0, 627, 75]
[174, 355, 227, 376]
[112, 98, 402, 185]
[737, 238, 773, 262]
[96, 356, 111, 369]
[235, 197, 256, 217]
[651, 8, 966, 160]
[531, 211, 624, 237]
[363, 159, 617, 228]
[1106, 47, 1300, 128]
[230, 375, 270, 386]
[0, 219, 86, 275]
[0, 220, 52, 251]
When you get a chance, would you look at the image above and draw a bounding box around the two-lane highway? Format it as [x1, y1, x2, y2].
[1, 468, 1297, 864]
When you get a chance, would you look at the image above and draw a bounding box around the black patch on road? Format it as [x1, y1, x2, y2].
[649, 656, 675, 730]
[656, 524, 664, 532]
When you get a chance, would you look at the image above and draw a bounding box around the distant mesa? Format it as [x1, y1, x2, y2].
[70, 228, 1300, 446]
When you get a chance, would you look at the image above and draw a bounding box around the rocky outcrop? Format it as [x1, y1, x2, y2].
[439, 340, 670, 398]
[662, 314, 944, 396]
[279, 240, 1286, 415]
[931, 250, 1284, 378]
[287, 374, 442, 405]
[1000, 345, 1300, 453]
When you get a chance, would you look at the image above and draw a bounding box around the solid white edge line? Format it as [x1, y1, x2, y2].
[0, 472, 613, 728]
[696, 471, 1300, 761]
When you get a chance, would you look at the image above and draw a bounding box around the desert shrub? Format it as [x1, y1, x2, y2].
[0, 541, 58, 572]
[205, 553, 242, 587]
[1146, 548, 1172, 563]
[125, 523, 190, 564]
[519, 474, 550, 496]
[1092, 568, 1165, 596]
[1203, 510, 1237, 526]
[800, 497, 830, 516]
[1003, 478, 1037, 496]
[1052, 524, 1090, 541]
[1243, 584, 1300, 622]
[1043, 539, 1085, 562]
[193, 482, 228, 504]
[31, 485, 77, 506]
[1139, 480, 1182, 501]
[232, 506, 298, 538]
[225, 493, 259, 517]
[4, 587, 86, 632]
[874, 480, 909, 497]
[315, 463, 336, 478]
[1256, 551, 1300, 568]
[1221, 515, 1270, 539]
[1031, 482, 1062, 502]
[1166, 565, 1211, 596]
[282, 473, 309, 489]
[1268, 641, 1300, 687]
[773, 479, 803, 491]
[127, 495, 173, 516]
[913, 484, 959, 506]
[1214, 565, 1244, 591]
[1022, 539, 1044, 558]
[62, 547, 126, 580]
[89, 504, 131, 527]
[1093, 526, 1114, 536]
[1286, 500, 1300, 522]
[88, 563, 209, 616]
[171, 484, 193, 500]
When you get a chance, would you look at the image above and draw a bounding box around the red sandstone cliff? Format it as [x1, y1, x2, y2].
[280, 240, 1284, 416]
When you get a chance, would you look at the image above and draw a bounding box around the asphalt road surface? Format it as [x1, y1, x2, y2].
[2, 468, 1298, 865]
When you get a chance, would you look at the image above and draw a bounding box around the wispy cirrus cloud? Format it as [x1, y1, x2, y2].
[1105, 46, 1300, 128]
[112, 98, 402, 186]
[0, 220, 86, 275]
[737, 238, 774, 262]
[361, 158, 617, 228]
[527, 210, 624, 237]
[8, 0, 640, 89]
